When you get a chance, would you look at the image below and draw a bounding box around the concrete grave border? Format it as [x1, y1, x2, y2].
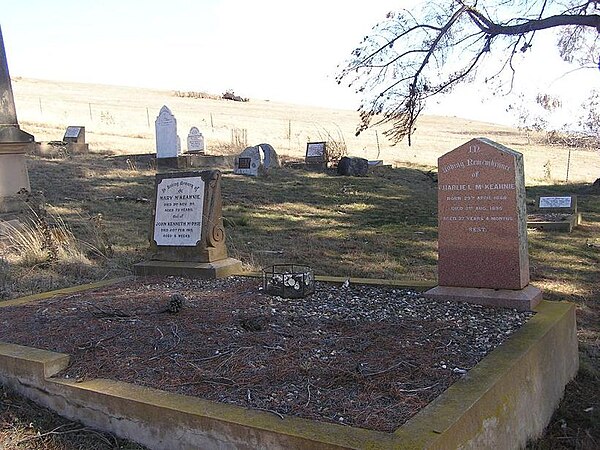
[527, 213, 582, 232]
[0, 277, 578, 449]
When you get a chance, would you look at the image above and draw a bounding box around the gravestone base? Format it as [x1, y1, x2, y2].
[156, 155, 233, 171]
[305, 162, 326, 171]
[424, 284, 542, 311]
[133, 258, 242, 279]
[527, 213, 581, 232]
[30, 142, 89, 156]
[0, 195, 28, 215]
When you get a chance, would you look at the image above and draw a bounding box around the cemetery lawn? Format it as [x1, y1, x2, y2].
[0, 152, 597, 448]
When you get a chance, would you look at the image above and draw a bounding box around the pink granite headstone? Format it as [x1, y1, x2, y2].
[437, 138, 529, 290]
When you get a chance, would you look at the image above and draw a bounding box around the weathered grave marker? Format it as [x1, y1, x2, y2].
[134, 170, 241, 278]
[527, 195, 581, 232]
[234, 144, 279, 176]
[155, 106, 178, 158]
[337, 156, 368, 177]
[305, 141, 327, 168]
[186, 127, 205, 153]
[234, 146, 261, 176]
[63, 126, 85, 143]
[425, 138, 541, 310]
[257, 143, 279, 169]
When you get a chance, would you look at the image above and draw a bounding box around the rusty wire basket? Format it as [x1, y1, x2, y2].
[262, 264, 315, 298]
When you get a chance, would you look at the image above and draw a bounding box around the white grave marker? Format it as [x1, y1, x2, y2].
[187, 127, 205, 153]
[155, 106, 179, 158]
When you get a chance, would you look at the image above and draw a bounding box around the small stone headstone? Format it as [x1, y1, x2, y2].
[187, 127, 205, 153]
[337, 156, 368, 176]
[63, 126, 85, 143]
[436, 138, 529, 289]
[150, 171, 228, 262]
[234, 146, 261, 176]
[155, 106, 178, 158]
[305, 141, 327, 165]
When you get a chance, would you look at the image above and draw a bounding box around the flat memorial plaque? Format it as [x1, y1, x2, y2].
[238, 157, 251, 169]
[539, 196, 572, 208]
[306, 142, 325, 158]
[153, 176, 204, 246]
[64, 126, 81, 139]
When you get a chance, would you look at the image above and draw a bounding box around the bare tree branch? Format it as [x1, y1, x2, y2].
[339, 0, 600, 145]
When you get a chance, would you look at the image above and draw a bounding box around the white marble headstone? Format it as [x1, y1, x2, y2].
[155, 106, 179, 158]
[187, 127, 205, 153]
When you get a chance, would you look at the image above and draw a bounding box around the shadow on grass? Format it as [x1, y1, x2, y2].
[220, 166, 439, 278]
[525, 182, 600, 450]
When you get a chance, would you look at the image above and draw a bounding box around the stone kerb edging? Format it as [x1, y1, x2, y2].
[0, 278, 579, 449]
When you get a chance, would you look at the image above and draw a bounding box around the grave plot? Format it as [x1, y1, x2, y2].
[527, 195, 582, 232]
[0, 276, 578, 449]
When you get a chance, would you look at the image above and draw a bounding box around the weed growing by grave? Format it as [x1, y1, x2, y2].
[2, 209, 91, 268]
[0, 257, 13, 299]
[314, 124, 348, 166]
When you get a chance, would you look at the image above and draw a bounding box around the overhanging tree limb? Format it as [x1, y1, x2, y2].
[339, 1, 600, 145]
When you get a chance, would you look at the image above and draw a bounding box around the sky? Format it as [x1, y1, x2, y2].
[2, 0, 599, 126]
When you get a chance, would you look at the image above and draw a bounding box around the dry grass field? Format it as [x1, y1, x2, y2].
[0, 77, 598, 449]
[11, 76, 600, 184]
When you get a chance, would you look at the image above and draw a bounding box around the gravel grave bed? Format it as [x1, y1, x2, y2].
[0, 276, 533, 432]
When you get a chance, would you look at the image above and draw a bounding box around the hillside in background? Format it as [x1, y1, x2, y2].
[11, 76, 600, 184]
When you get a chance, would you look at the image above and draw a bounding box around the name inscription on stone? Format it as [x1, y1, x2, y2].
[153, 176, 204, 246]
[437, 138, 528, 290]
[306, 142, 325, 158]
[439, 144, 517, 234]
[539, 196, 571, 208]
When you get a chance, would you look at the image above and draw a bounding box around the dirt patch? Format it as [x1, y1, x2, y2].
[0, 276, 532, 433]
